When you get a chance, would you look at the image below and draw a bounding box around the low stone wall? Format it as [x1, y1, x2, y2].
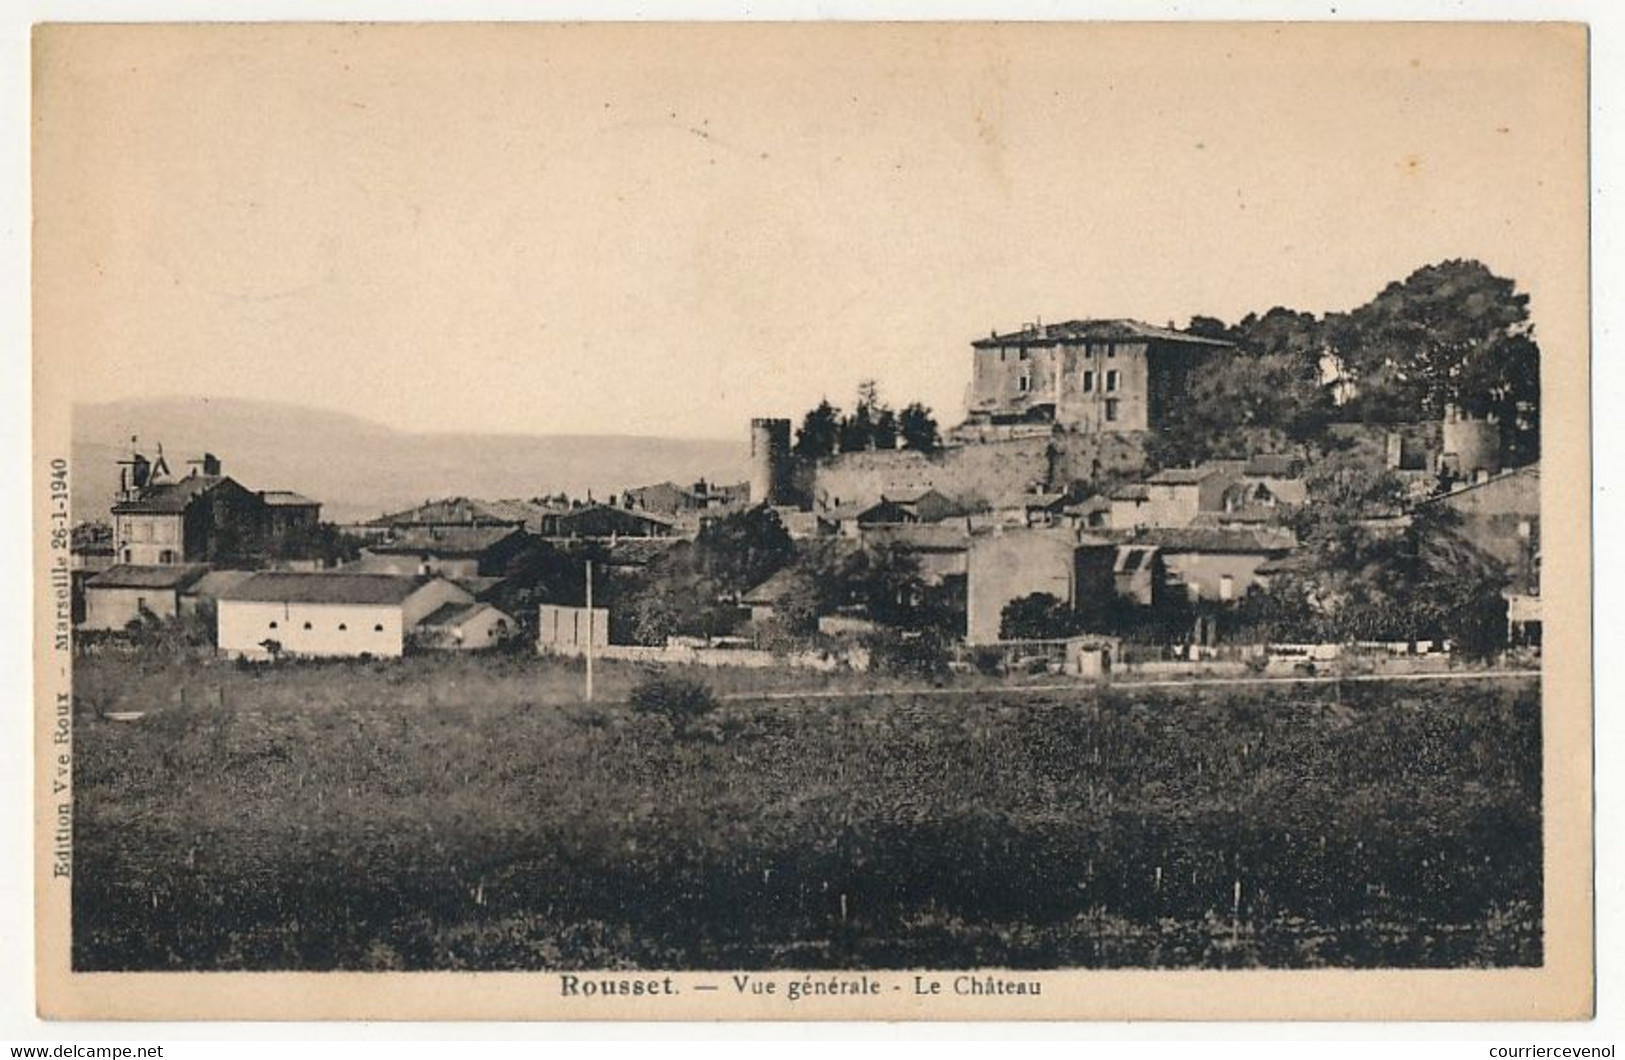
[539, 641, 864, 672]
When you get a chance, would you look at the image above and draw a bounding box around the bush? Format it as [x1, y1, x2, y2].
[864, 628, 951, 677]
[629, 674, 717, 732]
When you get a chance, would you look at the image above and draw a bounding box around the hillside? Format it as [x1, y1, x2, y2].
[72, 397, 748, 524]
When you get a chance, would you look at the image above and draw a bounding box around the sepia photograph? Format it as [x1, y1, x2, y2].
[30, 20, 1591, 1021]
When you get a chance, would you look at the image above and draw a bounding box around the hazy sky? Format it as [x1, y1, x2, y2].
[34, 23, 1586, 440]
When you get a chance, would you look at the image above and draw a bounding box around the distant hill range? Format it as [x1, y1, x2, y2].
[72, 397, 749, 525]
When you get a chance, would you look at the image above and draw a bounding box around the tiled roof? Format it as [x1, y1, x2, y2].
[1147, 466, 1227, 486]
[449, 575, 506, 599]
[110, 475, 230, 515]
[369, 525, 525, 556]
[368, 497, 542, 529]
[1064, 496, 1113, 515]
[86, 564, 210, 590]
[260, 490, 320, 507]
[218, 571, 452, 606]
[1109, 484, 1150, 501]
[1131, 526, 1298, 554]
[550, 504, 675, 530]
[861, 523, 974, 552]
[182, 569, 257, 599]
[418, 601, 503, 629]
[973, 318, 1234, 349]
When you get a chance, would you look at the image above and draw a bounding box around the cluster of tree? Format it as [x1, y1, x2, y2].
[609, 504, 964, 658]
[752, 540, 961, 646]
[262, 522, 369, 566]
[1153, 259, 1540, 468]
[614, 506, 797, 645]
[792, 381, 941, 460]
[1217, 451, 1511, 657]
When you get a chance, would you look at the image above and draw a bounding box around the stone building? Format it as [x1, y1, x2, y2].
[963, 319, 1232, 432]
[81, 564, 210, 631]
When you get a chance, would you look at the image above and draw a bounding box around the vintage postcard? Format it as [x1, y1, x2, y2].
[32, 21, 1591, 1020]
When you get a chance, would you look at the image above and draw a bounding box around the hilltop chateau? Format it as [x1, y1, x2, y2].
[964, 319, 1232, 433]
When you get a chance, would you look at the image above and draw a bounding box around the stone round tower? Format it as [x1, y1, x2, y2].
[1441, 405, 1502, 482]
[749, 417, 792, 507]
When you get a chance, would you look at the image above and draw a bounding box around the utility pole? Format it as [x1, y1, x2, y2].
[584, 559, 595, 703]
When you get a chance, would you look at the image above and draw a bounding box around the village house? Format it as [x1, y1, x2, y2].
[1107, 484, 1152, 530]
[540, 504, 675, 539]
[963, 318, 1233, 433]
[1128, 526, 1298, 603]
[365, 497, 550, 535]
[860, 523, 973, 588]
[851, 489, 964, 529]
[1062, 496, 1113, 530]
[215, 571, 476, 659]
[109, 450, 322, 565]
[81, 564, 210, 631]
[989, 490, 1069, 528]
[1139, 466, 1241, 528]
[112, 470, 263, 565]
[622, 479, 751, 517]
[259, 491, 323, 537]
[357, 524, 531, 578]
[964, 527, 1079, 645]
[1220, 455, 1309, 515]
[414, 601, 517, 651]
[69, 523, 116, 624]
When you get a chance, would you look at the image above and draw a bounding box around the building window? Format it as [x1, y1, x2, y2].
[159, 549, 175, 564]
[1105, 399, 1120, 422]
[268, 621, 278, 629]
[1018, 348, 1030, 361]
[338, 623, 348, 631]
[1083, 370, 1095, 393]
[122, 549, 132, 563]
[1219, 574, 1235, 601]
[1106, 345, 1117, 358]
[1018, 376, 1031, 393]
[1106, 369, 1120, 392]
[374, 623, 385, 632]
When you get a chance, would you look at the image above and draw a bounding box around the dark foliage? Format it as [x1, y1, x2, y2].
[72, 658, 1542, 971]
[629, 674, 718, 733]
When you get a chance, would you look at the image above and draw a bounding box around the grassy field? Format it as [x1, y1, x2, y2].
[71, 650, 1542, 971]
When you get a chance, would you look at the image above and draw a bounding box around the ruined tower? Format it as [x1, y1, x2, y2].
[749, 417, 792, 507]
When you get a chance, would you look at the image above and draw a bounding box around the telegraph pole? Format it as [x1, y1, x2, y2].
[584, 559, 595, 703]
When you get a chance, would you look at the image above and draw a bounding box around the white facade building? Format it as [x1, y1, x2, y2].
[216, 572, 474, 659]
